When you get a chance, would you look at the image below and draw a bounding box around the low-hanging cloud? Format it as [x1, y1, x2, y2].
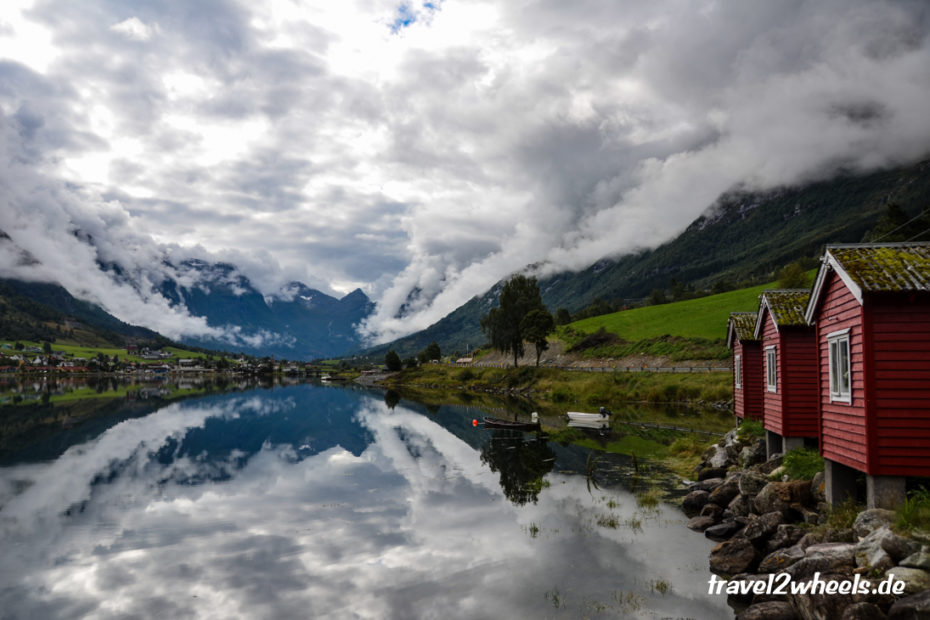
[1, 0, 929, 346]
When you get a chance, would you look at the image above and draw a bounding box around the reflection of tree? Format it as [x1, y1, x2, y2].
[384, 390, 400, 410]
[480, 431, 555, 505]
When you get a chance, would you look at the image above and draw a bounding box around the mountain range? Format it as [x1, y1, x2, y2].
[2, 158, 930, 361]
[155, 259, 373, 359]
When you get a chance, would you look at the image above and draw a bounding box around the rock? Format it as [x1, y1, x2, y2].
[708, 445, 731, 468]
[753, 480, 812, 515]
[798, 532, 826, 550]
[682, 489, 710, 515]
[888, 590, 930, 619]
[900, 547, 930, 571]
[743, 511, 785, 545]
[787, 573, 860, 620]
[856, 527, 897, 573]
[769, 465, 787, 480]
[841, 602, 887, 620]
[880, 530, 920, 563]
[767, 524, 807, 553]
[786, 543, 857, 580]
[825, 528, 857, 544]
[710, 537, 760, 577]
[740, 471, 771, 497]
[796, 505, 822, 525]
[701, 502, 725, 519]
[737, 600, 798, 620]
[811, 471, 826, 503]
[757, 454, 784, 475]
[698, 467, 728, 482]
[738, 439, 767, 469]
[686, 515, 716, 531]
[729, 494, 753, 517]
[885, 567, 930, 595]
[758, 544, 806, 573]
[853, 509, 897, 538]
[725, 573, 768, 606]
[705, 520, 746, 542]
[708, 474, 742, 507]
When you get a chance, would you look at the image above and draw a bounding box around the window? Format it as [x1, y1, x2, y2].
[766, 346, 777, 392]
[734, 354, 742, 389]
[828, 329, 851, 402]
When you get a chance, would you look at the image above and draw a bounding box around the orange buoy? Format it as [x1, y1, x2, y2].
[472, 419, 478, 427]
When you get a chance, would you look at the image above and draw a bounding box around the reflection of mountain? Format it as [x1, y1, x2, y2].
[0, 385, 375, 478]
[154, 387, 374, 483]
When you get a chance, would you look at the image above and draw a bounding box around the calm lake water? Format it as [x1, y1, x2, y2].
[0, 382, 733, 619]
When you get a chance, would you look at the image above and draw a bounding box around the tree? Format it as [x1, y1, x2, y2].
[42, 341, 52, 355]
[521, 309, 555, 367]
[648, 288, 667, 306]
[384, 350, 402, 371]
[424, 342, 441, 362]
[481, 274, 548, 367]
[555, 308, 572, 326]
[776, 261, 809, 289]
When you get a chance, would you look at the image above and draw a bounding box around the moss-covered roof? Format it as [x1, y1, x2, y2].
[761, 290, 810, 327]
[728, 312, 758, 342]
[828, 243, 930, 292]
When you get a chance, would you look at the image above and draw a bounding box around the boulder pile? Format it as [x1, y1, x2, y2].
[684, 429, 930, 619]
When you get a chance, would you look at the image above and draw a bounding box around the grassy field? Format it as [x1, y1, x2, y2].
[385, 364, 734, 411]
[565, 282, 773, 342]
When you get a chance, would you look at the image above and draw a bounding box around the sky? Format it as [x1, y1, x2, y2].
[2, 0, 930, 345]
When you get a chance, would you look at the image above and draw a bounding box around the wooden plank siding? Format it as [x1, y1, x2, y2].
[761, 310, 784, 436]
[760, 308, 818, 438]
[815, 271, 868, 472]
[870, 293, 930, 477]
[733, 339, 764, 421]
[781, 328, 819, 437]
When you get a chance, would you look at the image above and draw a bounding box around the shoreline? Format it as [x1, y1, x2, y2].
[682, 428, 930, 619]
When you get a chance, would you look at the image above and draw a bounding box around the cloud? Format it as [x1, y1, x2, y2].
[1, 0, 929, 345]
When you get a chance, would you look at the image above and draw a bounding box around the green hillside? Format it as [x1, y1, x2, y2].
[566, 281, 772, 342]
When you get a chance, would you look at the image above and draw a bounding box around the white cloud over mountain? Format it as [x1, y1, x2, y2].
[1, 0, 929, 344]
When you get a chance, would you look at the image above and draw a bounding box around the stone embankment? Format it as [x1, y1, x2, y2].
[683, 430, 930, 619]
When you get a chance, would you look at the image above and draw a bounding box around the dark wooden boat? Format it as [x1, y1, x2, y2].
[483, 416, 541, 431]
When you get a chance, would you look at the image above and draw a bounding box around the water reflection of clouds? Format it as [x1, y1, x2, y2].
[0, 389, 730, 619]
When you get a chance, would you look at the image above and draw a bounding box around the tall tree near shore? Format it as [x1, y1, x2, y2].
[521, 308, 555, 367]
[481, 274, 548, 367]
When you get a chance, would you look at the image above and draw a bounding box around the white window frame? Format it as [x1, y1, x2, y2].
[734, 354, 742, 389]
[828, 328, 851, 403]
[766, 346, 777, 392]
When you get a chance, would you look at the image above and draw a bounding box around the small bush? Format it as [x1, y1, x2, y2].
[457, 368, 475, 381]
[896, 486, 930, 532]
[783, 447, 824, 480]
[737, 419, 764, 441]
[825, 498, 861, 530]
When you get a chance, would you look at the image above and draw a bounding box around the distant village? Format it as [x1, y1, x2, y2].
[0, 343, 316, 377]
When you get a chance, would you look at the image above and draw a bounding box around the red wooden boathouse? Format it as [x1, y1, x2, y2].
[727, 312, 763, 422]
[805, 242, 930, 508]
[754, 290, 819, 457]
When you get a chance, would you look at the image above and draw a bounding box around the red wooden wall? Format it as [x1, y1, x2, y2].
[761, 309, 818, 438]
[817, 271, 868, 472]
[870, 292, 930, 477]
[733, 339, 763, 421]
